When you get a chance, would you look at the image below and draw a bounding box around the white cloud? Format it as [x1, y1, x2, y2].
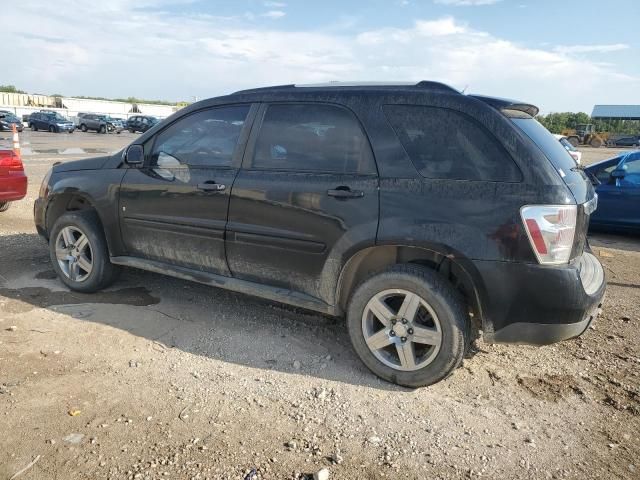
[264, 1, 286, 7]
[1, 2, 637, 112]
[262, 10, 286, 19]
[554, 43, 630, 54]
[435, 0, 502, 5]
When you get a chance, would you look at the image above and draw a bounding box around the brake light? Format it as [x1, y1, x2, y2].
[521, 205, 577, 265]
[0, 150, 24, 172]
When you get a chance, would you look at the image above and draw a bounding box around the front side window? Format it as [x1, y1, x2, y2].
[252, 103, 374, 174]
[594, 160, 618, 183]
[385, 105, 521, 182]
[150, 105, 250, 168]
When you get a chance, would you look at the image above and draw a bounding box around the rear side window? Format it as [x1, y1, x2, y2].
[151, 105, 250, 168]
[384, 105, 521, 182]
[252, 103, 375, 174]
[511, 117, 577, 176]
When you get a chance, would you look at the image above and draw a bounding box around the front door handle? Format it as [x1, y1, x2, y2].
[327, 187, 364, 198]
[197, 182, 226, 191]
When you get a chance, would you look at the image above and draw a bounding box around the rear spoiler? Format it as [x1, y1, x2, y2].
[470, 94, 539, 117]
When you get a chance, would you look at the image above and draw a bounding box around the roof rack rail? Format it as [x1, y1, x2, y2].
[234, 81, 460, 95]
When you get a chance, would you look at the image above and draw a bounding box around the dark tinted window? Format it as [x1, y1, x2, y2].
[384, 105, 521, 182]
[511, 117, 577, 175]
[151, 105, 249, 168]
[252, 103, 374, 174]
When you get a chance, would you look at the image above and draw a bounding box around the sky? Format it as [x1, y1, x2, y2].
[3, 0, 639, 114]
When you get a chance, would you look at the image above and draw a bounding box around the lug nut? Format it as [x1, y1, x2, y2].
[389, 330, 396, 336]
[408, 328, 414, 335]
[402, 318, 408, 324]
[401, 337, 407, 343]
[391, 319, 397, 325]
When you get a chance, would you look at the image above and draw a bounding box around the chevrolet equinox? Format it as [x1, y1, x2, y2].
[34, 82, 606, 387]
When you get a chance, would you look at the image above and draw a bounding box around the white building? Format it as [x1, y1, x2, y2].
[0, 92, 179, 123]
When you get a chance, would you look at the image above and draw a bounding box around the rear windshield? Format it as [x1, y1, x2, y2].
[511, 117, 578, 175]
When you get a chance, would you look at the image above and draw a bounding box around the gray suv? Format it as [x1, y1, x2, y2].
[77, 113, 123, 134]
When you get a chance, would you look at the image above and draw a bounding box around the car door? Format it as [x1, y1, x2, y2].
[119, 104, 257, 275]
[34, 113, 44, 129]
[226, 102, 379, 304]
[613, 154, 640, 229]
[593, 154, 640, 229]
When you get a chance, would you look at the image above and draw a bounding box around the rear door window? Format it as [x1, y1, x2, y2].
[384, 105, 521, 182]
[252, 103, 375, 174]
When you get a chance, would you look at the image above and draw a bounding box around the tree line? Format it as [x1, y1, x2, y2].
[536, 112, 640, 135]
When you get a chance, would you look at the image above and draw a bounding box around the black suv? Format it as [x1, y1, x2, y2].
[126, 115, 159, 133]
[34, 82, 605, 387]
[28, 111, 75, 133]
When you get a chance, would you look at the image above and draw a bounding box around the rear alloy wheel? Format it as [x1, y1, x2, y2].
[347, 264, 469, 387]
[99, 125, 106, 134]
[30, 123, 37, 131]
[0, 202, 10, 212]
[49, 125, 55, 133]
[80, 124, 87, 132]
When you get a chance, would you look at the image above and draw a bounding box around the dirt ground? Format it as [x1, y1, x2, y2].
[1, 132, 639, 480]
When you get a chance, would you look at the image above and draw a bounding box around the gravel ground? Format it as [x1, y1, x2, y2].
[1, 132, 639, 480]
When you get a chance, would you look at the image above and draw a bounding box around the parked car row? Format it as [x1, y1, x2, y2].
[17, 111, 162, 134]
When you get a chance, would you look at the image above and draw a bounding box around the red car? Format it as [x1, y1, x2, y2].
[0, 138, 27, 212]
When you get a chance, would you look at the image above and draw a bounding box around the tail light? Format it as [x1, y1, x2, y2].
[0, 150, 24, 173]
[521, 205, 577, 265]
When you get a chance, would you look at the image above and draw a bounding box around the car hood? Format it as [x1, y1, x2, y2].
[53, 156, 111, 173]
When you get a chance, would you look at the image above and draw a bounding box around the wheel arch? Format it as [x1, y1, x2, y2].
[45, 192, 109, 249]
[335, 244, 487, 333]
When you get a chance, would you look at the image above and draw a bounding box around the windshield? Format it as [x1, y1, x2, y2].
[559, 137, 577, 152]
[1, 112, 19, 121]
[47, 113, 68, 122]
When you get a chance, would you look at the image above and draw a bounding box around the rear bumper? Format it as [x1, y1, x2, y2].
[478, 251, 606, 345]
[0, 174, 27, 202]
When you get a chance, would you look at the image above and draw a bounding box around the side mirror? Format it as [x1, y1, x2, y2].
[125, 144, 144, 166]
[611, 169, 626, 179]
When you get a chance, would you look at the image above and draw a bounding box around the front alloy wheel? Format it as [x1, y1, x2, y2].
[362, 289, 442, 371]
[55, 226, 93, 282]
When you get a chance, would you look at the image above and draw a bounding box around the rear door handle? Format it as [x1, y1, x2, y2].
[327, 187, 364, 198]
[197, 182, 226, 191]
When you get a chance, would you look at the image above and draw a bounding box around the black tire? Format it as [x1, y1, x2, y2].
[129, 128, 135, 133]
[346, 264, 469, 387]
[49, 210, 121, 293]
[48, 125, 55, 133]
[0, 202, 10, 212]
[80, 124, 87, 132]
[31, 123, 37, 131]
[99, 125, 106, 134]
